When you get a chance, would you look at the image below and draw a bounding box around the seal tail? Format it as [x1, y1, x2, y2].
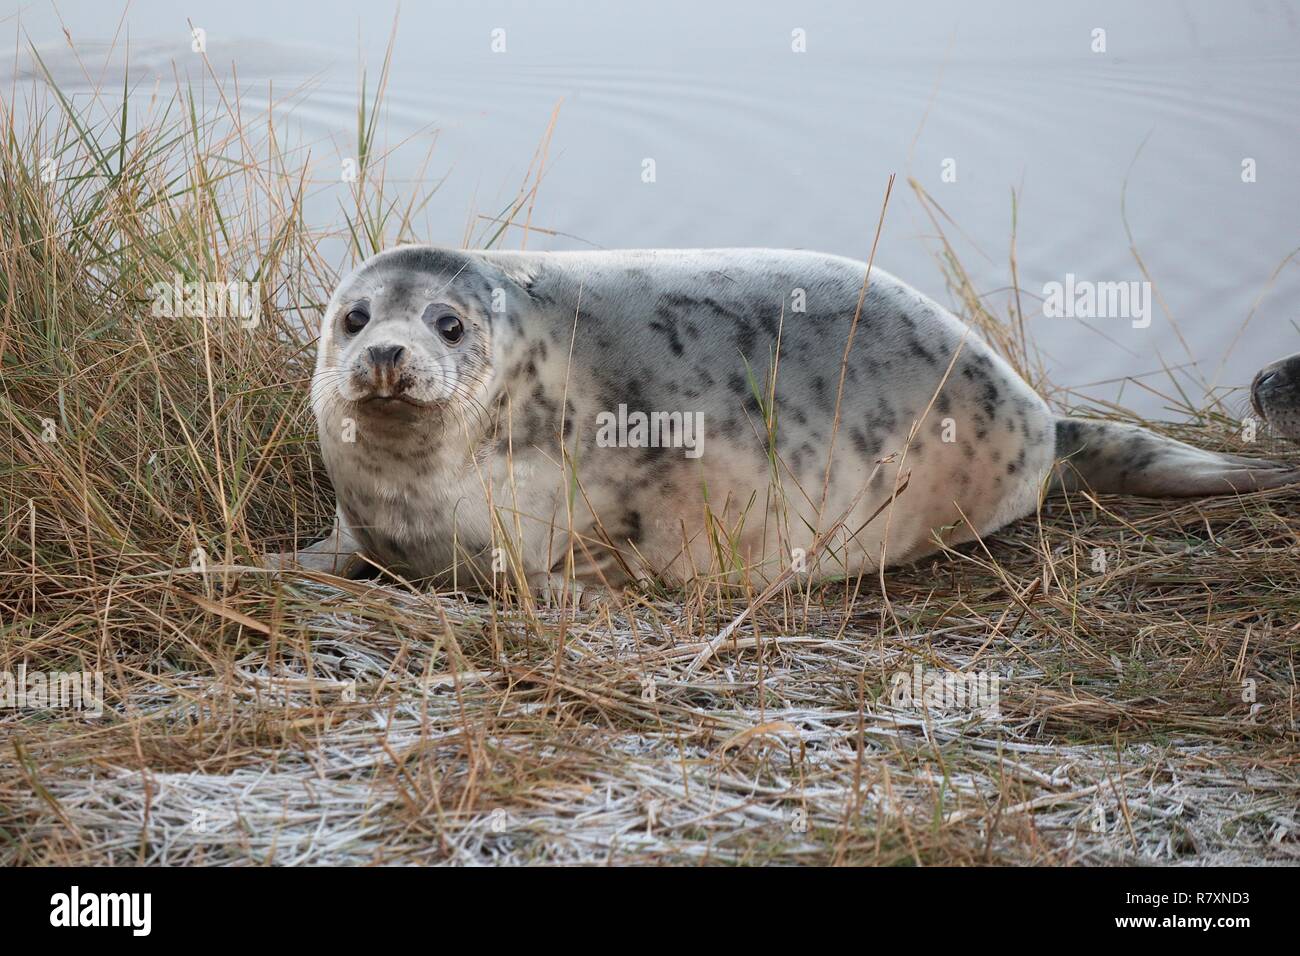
[1052, 418, 1300, 496]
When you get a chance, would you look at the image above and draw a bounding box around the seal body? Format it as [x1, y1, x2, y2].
[297, 246, 1298, 591]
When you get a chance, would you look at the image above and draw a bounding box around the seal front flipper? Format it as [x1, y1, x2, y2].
[264, 508, 365, 576]
[527, 571, 609, 609]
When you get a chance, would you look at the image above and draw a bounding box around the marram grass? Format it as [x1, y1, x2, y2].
[1, 67, 1297, 866]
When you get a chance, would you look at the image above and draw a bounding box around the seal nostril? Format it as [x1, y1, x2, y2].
[368, 345, 405, 369]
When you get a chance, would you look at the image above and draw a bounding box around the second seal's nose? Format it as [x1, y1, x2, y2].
[1251, 370, 1273, 419]
[368, 345, 405, 370]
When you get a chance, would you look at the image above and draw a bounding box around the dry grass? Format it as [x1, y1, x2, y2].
[2, 50, 1298, 866]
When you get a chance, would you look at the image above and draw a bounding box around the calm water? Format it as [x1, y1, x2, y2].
[5, 0, 1298, 417]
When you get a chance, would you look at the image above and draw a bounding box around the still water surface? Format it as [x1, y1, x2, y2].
[5, 0, 1298, 416]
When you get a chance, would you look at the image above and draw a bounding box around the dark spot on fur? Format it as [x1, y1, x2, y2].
[649, 312, 685, 356]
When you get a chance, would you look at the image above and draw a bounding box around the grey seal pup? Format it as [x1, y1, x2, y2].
[277, 246, 1299, 596]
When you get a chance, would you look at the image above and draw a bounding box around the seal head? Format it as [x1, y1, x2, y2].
[312, 247, 503, 432]
[309, 247, 526, 579]
[1251, 352, 1300, 441]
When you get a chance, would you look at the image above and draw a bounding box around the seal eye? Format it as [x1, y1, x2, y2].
[434, 314, 464, 345]
[343, 308, 370, 335]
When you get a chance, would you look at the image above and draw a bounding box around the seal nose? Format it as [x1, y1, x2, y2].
[368, 344, 405, 370]
[1251, 366, 1281, 419]
[1251, 372, 1269, 419]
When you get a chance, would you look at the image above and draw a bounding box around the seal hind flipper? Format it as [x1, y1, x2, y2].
[1052, 417, 1300, 496]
